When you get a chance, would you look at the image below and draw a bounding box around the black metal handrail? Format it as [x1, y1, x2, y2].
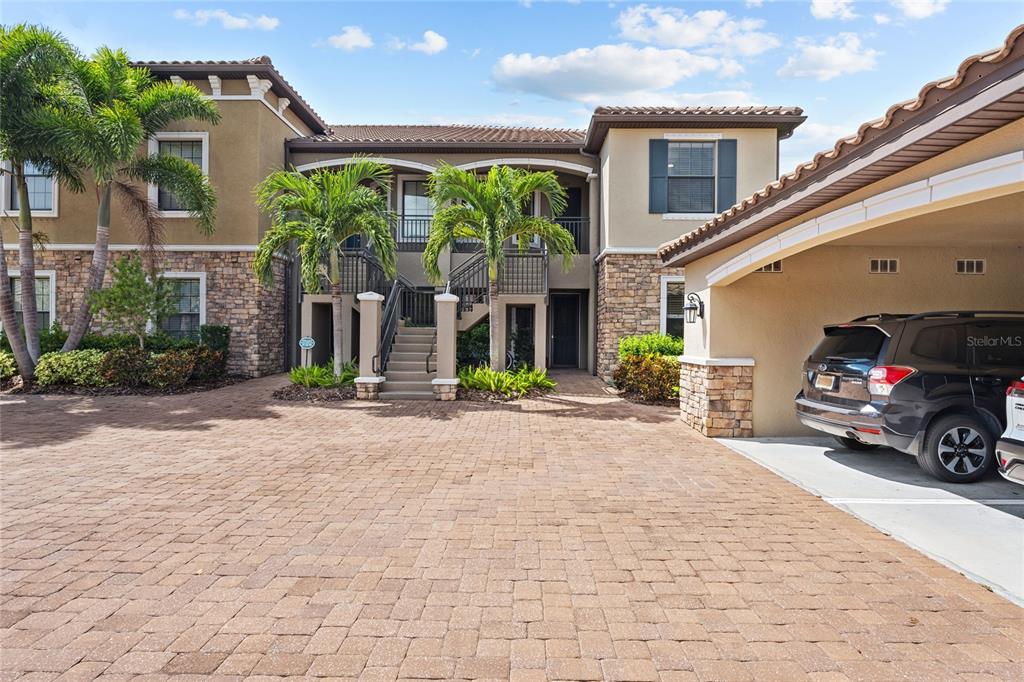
[400, 287, 435, 326]
[334, 247, 389, 295]
[499, 247, 548, 295]
[448, 252, 488, 318]
[396, 214, 432, 251]
[553, 216, 589, 254]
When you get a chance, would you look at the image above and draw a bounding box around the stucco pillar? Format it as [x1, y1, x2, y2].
[587, 173, 599, 374]
[355, 291, 385, 400]
[432, 293, 459, 401]
[340, 294, 354, 363]
[534, 302, 547, 370]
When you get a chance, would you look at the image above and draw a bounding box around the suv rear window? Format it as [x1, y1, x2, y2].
[967, 322, 1024, 367]
[810, 326, 886, 363]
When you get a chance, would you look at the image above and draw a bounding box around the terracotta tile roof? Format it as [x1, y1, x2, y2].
[582, 106, 806, 152]
[300, 124, 586, 146]
[659, 23, 1024, 265]
[136, 56, 328, 133]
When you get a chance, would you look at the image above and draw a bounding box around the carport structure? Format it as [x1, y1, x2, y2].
[660, 24, 1024, 438]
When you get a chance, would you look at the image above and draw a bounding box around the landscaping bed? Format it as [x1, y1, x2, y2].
[4, 375, 244, 397]
[456, 365, 556, 401]
[271, 360, 357, 402]
[272, 383, 356, 402]
[612, 332, 683, 406]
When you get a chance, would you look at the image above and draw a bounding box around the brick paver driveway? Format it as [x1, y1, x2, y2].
[2, 373, 1021, 681]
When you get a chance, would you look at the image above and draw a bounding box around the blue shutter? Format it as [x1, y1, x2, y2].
[649, 139, 668, 213]
[716, 139, 737, 213]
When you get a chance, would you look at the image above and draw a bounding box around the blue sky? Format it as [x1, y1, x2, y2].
[4, 1, 1022, 174]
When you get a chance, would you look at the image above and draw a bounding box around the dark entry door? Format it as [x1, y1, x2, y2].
[550, 294, 580, 368]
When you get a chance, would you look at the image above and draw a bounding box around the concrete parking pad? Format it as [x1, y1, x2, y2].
[719, 437, 1024, 607]
[2, 373, 1022, 680]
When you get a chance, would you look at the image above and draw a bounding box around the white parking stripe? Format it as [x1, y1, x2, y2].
[827, 498, 1024, 505]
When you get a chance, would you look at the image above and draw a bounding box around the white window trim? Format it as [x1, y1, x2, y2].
[659, 275, 686, 335]
[663, 213, 718, 221]
[161, 271, 207, 331]
[663, 132, 723, 140]
[955, 258, 986, 275]
[665, 139, 717, 217]
[397, 175, 430, 243]
[0, 162, 59, 218]
[2, 269, 57, 331]
[869, 257, 900, 274]
[148, 132, 210, 219]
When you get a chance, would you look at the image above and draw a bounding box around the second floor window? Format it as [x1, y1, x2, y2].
[157, 140, 204, 211]
[9, 162, 54, 212]
[667, 142, 715, 214]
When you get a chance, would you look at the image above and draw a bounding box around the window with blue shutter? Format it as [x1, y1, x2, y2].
[650, 139, 738, 214]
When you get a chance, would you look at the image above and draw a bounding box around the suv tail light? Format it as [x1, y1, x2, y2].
[868, 366, 915, 397]
[1008, 379, 1024, 397]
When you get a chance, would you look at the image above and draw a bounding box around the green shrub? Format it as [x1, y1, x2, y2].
[81, 332, 136, 352]
[35, 350, 107, 387]
[189, 346, 227, 383]
[1, 323, 69, 355]
[458, 365, 556, 398]
[100, 347, 152, 387]
[457, 323, 490, 368]
[148, 350, 196, 388]
[144, 333, 197, 353]
[200, 325, 231, 358]
[0, 350, 16, 380]
[288, 360, 357, 388]
[613, 354, 680, 403]
[618, 332, 684, 360]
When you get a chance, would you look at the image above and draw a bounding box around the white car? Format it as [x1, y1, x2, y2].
[996, 376, 1024, 485]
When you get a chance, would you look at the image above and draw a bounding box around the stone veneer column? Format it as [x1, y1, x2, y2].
[595, 252, 684, 380]
[355, 291, 385, 400]
[678, 356, 754, 437]
[432, 293, 459, 401]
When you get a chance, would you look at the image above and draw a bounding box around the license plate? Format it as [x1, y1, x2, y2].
[815, 373, 837, 391]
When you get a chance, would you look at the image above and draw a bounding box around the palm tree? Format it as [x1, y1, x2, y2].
[0, 24, 82, 377]
[422, 164, 576, 370]
[59, 47, 221, 351]
[253, 161, 398, 378]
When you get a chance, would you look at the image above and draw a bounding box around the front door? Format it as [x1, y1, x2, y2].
[550, 294, 580, 368]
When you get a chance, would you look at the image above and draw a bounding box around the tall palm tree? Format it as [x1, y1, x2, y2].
[253, 161, 398, 378]
[59, 47, 221, 351]
[0, 24, 82, 377]
[422, 164, 576, 370]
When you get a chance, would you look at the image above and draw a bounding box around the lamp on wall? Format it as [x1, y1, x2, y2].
[683, 292, 704, 323]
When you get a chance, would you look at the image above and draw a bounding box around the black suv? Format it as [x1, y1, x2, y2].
[795, 311, 1024, 483]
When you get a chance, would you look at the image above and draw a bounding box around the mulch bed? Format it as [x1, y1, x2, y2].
[272, 384, 355, 402]
[457, 387, 554, 403]
[2, 376, 246, 397]
[610, 387, 678, 407]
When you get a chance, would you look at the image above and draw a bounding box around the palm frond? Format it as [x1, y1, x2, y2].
[123, 153, 216, 234]
[509, 216, 577, 270]
[113, 179, 164, 271]
[135, 80, 221, 135]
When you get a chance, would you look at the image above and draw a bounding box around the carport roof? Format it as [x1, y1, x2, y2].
[659, 23, 1024, 267]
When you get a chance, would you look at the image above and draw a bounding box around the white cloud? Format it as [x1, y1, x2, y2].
[745, 0, 764, 7]
[889, 0, 949, 19]
[409, 30, 448, 55]
[327, 26, 373, 51]
[493, 43, 732, 104]
[810, 0, 858, 20]
[874, 13, 891, 24]
[777, 33, 880, 81]
[173, 8, 278, 31]
[616, 5, 780, 57]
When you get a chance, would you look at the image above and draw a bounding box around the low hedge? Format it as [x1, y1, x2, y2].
[36, 350, 108, 387]
[618, 332, 684, 361]
[149, 350, 197, 388]
[0, 350, 16, 381]
[613, 353, 680, 403]
[100, 347, 152, 387]
[24, 345, 227, 390]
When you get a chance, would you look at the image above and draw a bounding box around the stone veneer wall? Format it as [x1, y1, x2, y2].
[2, 249, 286, 377]
[595, 252, 684, 380]
[679, 361, 754, 437]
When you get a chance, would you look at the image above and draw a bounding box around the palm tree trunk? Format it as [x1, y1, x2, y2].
[13, 165, 40, 361]
[329, 250, 343, 377]
[63, 183, 112, 351]
[488, 277, 501, 371]
[0, 226, 35, 379]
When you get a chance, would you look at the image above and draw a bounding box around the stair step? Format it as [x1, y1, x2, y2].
[385, 371, 434, 382]
[392, 342, 435, 350]
[397, 327, 436, 336]
[379, 390, 435, 400]
[388, 360, 431, 371]
[389, 351, 437, 362]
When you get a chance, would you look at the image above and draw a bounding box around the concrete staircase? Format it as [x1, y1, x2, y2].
[381, 326, 436, 400]
[457, 302, 489, 331]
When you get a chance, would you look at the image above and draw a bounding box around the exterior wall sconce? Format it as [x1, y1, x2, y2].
[683, 292, 704, 323]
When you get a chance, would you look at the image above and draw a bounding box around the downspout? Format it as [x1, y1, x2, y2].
[580, 148, 601, 376]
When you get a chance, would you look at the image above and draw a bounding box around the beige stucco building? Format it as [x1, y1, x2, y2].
[659, 29, 1024, 437]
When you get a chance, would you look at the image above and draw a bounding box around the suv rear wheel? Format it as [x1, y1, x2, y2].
[833, 436, 880, 451]
[919, 414, 994, 483]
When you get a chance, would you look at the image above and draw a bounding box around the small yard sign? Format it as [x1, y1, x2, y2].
[299, 336, 315, 350]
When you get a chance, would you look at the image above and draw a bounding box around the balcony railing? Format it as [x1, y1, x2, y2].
[499, 248, 548, 295]
[396, 214, 432, 251]
[553, 216, 589, 254]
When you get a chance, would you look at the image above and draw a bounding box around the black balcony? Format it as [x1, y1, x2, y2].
[396, 214, 432, 251]
[553, 216, 589, 254]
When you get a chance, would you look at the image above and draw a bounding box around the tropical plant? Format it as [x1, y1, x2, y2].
[34, 349, 107, 386]
[0, 24, 82, 377]
[254, 160, 397, 377]
[289, 359, 357, 388]
[147, 349, 196, 388]
[0, 350, 16, 380]
[456, 323, 490, 368]
[58, 47, 221, 351]
[457, 364, 556, 398]
[88, 253, 175, 349]
[613, 353, 680, 403]
[423, 164, 576, 369]
[618, 332, 684, 360]
[99, 347, 151, 387]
